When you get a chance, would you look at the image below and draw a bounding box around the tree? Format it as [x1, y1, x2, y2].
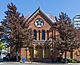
[1, 3, 33, 61]
[55, 12, 80, 61]
[0, 42, 6, 57]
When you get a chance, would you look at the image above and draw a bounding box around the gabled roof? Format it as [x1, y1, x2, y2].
[24, 7, 56, 26]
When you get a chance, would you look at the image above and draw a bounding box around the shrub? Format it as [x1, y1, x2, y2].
[67, 58, 77, 63]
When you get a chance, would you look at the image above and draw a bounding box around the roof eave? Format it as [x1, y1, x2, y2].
[24, 8, 56, 26]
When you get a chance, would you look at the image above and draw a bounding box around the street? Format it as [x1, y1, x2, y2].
[0, 62, 80, 65]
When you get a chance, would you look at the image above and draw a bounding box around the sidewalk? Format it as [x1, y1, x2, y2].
[1, 62, 80, 65]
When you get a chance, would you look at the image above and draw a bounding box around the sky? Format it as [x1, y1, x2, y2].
[0, 0, 80, 21]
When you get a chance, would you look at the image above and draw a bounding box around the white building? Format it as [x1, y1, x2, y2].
[73, 15, 80, 29]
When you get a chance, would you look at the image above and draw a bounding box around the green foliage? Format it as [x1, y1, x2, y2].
[67, 58, 77, 63]
[0, 42, 5, 50]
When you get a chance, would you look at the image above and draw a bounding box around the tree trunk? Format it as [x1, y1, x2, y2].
[16, 44, 18, 62]
[70, 49, 73, 59]
[65, 51, 67, 63]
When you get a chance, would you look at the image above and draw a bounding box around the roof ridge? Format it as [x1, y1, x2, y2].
[24, 8, 56, 26]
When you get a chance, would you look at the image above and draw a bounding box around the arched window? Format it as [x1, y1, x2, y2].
[34, 30, 37, 40]
[38, 30, 40, 40]
[42, 30, 45, 40]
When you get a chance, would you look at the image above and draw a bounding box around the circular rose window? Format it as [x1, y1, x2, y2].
[35, 18, 44, 27]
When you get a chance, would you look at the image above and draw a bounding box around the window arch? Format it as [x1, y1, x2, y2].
[42, 30, 45, 40]
[34, 30, 37, 40]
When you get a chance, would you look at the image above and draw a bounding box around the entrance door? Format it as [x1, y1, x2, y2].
[45, 47, 50, 59]
[36, 46, 43, 60]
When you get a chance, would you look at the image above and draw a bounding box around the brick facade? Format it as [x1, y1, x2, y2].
[11, 8, 80, 61]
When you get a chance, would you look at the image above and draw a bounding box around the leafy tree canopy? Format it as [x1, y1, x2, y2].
[1, 3, 34, 48]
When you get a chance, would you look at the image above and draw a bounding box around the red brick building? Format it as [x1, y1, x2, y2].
[19, 8, 60, 61]
[11, 8, 80, 61]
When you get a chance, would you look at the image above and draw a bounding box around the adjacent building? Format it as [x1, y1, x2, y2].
[73, 15, 80, 29]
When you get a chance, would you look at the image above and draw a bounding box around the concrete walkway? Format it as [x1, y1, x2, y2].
[0, 62, 80, 65]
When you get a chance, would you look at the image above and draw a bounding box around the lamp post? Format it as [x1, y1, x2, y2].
[51, 28, 56, 61]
